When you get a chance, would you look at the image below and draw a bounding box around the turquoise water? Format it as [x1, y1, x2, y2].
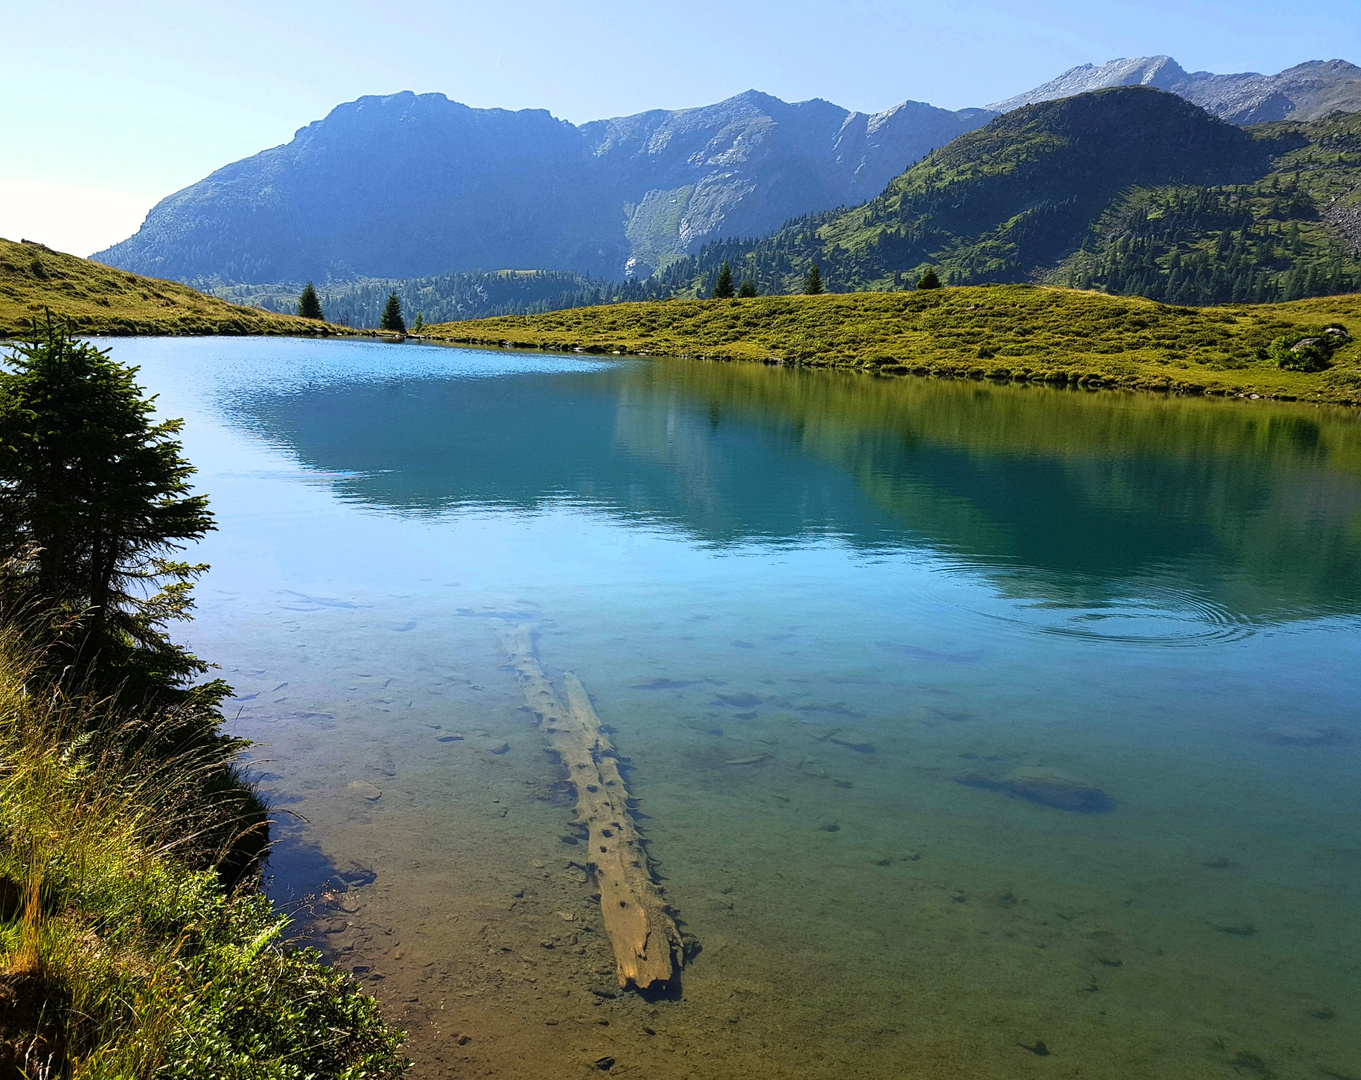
[114, 335, 1361, 1079]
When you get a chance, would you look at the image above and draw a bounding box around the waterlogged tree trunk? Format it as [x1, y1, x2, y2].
[500, 626, 684, 991]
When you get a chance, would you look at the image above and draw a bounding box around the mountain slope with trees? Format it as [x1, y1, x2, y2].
[211, 268, 661, 327]
[651, 89, 1361, 305]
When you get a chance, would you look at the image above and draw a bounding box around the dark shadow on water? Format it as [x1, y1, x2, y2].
[264, 826, 376, 947]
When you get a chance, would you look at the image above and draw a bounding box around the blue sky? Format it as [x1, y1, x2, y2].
[4, 0, 1357, 257]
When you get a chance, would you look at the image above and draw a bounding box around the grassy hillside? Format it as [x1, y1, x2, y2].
[422, 286, 1361, 406]
[0, 238, 339, 336]
[651, 89, 1361, 306]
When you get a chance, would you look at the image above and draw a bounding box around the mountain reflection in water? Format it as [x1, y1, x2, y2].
[223, 351, 1361, 624]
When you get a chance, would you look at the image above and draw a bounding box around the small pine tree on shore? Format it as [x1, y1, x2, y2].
[804, 265, 824, 295]
[0, 315, 214, 684]
[380, 292, 406, 333]
[917, 268, 942, 290]
[712, 262, 735, 299]
[738, 279, 757, 298]
[297, 282, 324, 320]
[412, 312, 425, 333]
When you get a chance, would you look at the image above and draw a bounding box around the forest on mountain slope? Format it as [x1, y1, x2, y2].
[651, 89, 1361, 307]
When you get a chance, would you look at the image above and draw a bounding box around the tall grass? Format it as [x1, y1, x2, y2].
[0, 619, 406, 1078]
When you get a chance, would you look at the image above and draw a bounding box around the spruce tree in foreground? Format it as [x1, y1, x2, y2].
[917, 268, 942, 290]
[738, 279, 758, 298]
[804, 265, 824, 295]
[712, 262, 735, 299]
[380, 291, 406, 333]
[0, 315, 214, 684]
[297, 282, 324, 320]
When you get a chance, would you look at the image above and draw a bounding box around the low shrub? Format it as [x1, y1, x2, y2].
[1269, 324, 1349, 371]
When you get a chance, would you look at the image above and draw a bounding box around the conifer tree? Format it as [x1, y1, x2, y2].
[297, 282, 324, 320]
[738, 279, 757, 298]
[380, 291, 406, 333]
[0, 316, 214, 683]
[917, 268, 942, 289]
[712, 262, 735, 299]
[804, 265, 824, 295]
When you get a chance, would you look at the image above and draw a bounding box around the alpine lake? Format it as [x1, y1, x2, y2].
[112, 335, 1361, 1080]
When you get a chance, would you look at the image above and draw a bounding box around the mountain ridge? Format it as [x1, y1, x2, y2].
[92, 56, 1361, 288]
[94, 89, 992, 284]
[990, 56, 1361, 123]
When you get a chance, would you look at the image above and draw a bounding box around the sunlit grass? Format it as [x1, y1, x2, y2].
[0, 238, 342, 338]
[0, 624, 406, 1078]
[423, 286, 1361, 406]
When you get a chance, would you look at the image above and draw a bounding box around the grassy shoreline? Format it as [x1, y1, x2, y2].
[0, 631, 407, 1077]
[422, 286, 1361, 407]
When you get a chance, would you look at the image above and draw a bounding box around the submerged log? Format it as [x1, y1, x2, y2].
[500, 626, 683, 991]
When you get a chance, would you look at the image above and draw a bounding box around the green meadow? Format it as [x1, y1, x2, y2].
[424, 286, 1361, 406]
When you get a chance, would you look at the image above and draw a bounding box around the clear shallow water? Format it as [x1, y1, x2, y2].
[112, 336, 1361, 1079]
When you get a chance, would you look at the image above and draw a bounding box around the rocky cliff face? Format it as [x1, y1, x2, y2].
[94, 91, 991, 284]
[990, 56, 1361, 124]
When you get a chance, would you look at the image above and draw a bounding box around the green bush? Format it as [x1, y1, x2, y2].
[1269, 326, 1340, 372]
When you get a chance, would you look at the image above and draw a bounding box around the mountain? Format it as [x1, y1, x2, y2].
[991, 57, 1361, 124]
[93, 91, 992, 284]
[650, 88, 1361, 305]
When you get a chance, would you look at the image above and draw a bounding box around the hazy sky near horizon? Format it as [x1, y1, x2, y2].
[4, 0, 1357, 257]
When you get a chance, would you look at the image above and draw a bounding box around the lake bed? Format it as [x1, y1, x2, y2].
[115, 336, 1361, 1079]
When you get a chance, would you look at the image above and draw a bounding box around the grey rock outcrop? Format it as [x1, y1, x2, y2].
[990, 56, 1361, 124]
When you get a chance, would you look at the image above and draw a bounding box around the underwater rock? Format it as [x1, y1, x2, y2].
[633, 678, 703, 690]
[346, 781, 383, 801]
[714, 692, 763, 709]
[958, 767, 1114, 813]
